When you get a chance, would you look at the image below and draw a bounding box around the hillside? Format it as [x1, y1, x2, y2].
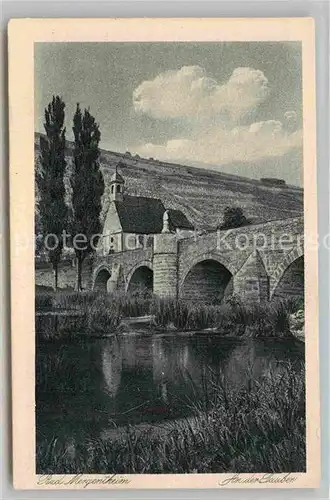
[35, 133, 303, 230]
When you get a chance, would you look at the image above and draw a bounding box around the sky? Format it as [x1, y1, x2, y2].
[35, 42, 303, 185]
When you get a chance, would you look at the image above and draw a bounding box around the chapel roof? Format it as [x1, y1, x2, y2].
[114, 195, 194, 234]
[167, 209, 194, 231]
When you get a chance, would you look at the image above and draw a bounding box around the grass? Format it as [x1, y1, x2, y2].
[36, 289, 152, 316]
[50, 289, 151, 317]
[36, 360, 305, 474]
[150, 295, 304, 337]
[150, 296, 222, 331]
[35, 292, 121, 341]
[36, 290, 304, 340]
[35, 289, 152, 340]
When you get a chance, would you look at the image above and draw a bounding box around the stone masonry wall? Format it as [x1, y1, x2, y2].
[153, 233, 178, 298]
[36, 217, 304, 302]
[35, 258, 93, 291]
[178, 217, 303, 290]
[93, 248, 153, 291]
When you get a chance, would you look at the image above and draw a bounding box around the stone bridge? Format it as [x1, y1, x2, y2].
[91, 217, 304, 303]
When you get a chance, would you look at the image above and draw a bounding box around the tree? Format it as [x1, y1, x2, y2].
[71, 104, 104, 291]
[37, 96, 68, 289]
[219, 206, 250, 230]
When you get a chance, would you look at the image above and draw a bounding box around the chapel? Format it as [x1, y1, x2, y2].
[98, 161, 194, 255]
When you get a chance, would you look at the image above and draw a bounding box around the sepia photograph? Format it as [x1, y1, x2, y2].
[9, 18, 320, 489]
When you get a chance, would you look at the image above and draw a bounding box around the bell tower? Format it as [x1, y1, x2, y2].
[110, 162, 125, 202]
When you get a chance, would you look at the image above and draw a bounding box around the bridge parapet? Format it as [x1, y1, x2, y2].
[178, 216, 303, 254]
[36, 217, 304, 303]
[176, 217, 304, 303]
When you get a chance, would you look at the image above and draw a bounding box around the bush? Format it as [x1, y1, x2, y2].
[219, 206, 250, 230]
[289, 309, 304, 338]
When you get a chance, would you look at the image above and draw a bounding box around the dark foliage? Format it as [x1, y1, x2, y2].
[71, 104, 105, 290]
[219, 206, 250, 230]
[36, 96, 68, 288]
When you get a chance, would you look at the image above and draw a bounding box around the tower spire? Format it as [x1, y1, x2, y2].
[110, 162, 125, 202]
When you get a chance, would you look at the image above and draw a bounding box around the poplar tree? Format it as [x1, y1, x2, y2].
[71, 104, 104, 291]
[37, 96, 68, 289]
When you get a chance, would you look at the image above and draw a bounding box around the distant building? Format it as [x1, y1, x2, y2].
[97, 162, 194, 255]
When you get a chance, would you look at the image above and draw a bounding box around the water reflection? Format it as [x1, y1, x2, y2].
[101, 338, 122, 398]
[36, 333, 304, 438]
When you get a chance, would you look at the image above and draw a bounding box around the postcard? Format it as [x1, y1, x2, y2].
[9, 17, 320, 489]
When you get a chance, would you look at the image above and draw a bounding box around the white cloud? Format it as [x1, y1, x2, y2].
[133, 65, 269, 123]
[135, 120, 302, 166]
[132, 66, 301, 173]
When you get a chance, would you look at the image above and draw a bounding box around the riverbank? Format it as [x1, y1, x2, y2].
[35, 291, 304, 341]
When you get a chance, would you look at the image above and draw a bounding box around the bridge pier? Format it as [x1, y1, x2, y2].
[233, 250, 269, 302]
[153, 233, 178, 299]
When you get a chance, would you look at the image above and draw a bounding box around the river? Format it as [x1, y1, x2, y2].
[36, 332, 304, 446]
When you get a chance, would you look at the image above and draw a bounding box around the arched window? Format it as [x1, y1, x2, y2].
[111, 185, 114, 194]
[116, 185, 121, 193]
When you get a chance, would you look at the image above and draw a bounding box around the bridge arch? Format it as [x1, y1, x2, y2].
[126, 261, 153, 295]
[93, 265, 112, 292]
[271, 247, 304, 300]
[179, 254, 234, 304]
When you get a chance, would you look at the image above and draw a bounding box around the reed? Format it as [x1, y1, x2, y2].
[36, 291, 122, 340]
[150, 296, 224, 331]
[35, 290, 304, 339]
[150, 296, 301, 337]
[36, 289, 152, 317]
[35, 290, 153, 340]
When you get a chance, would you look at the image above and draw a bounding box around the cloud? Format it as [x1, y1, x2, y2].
[133, 65, 269, 123]
[132, 66, 301, 181]
[135, 120, 303, 167]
